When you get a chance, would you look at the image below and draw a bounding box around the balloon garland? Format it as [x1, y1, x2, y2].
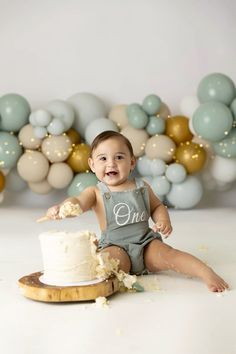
[0, 73, 236, 209]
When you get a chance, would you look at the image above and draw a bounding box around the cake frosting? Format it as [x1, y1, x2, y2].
[58, 201, 83, 219]
[39, 230, 99, 285]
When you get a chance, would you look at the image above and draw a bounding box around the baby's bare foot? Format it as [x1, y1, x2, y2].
[202, 269, 229, 292]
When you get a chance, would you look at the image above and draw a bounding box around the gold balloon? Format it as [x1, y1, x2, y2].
[66, 128, 81, 145]
[67, 143, 91, 173]
[166, 116, 193, 144]
[0, 170, 5, 192]
[175, 141, 207, 174]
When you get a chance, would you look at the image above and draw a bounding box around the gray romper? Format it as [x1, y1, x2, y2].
[98, 178, 162, 274]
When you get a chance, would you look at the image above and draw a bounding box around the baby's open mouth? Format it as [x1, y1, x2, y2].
[106, 171, 118, 176]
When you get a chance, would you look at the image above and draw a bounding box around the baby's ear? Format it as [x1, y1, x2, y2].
[131, 156, 136, 170]
[88, 157, 95, 172]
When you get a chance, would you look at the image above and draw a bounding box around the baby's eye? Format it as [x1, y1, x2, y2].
[116, 155, 124, 160]
[99, 156, 106, 161]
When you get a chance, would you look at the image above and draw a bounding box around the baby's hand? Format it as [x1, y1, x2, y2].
[152, 221, 172, 238]
[46, 205, 61, 220]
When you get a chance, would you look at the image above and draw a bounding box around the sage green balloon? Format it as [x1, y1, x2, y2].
[197, 73, 236, 106]
[193, 101, 233, 142]
[0, 132, 23, 169]
[212, 128, 236, 158]
[230, 98, 236, 120]
[127, 103, 148, 129]
[67, 172, 98, 196]
[0, 93, 31, 132]
[142, 94, 162, 115]
[146, 116, 165, 135]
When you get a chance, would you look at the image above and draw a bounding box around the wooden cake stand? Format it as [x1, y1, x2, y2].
[18, 272, 120, 302]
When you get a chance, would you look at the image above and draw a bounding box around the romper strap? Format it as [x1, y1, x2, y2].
[97, 181, 110, 194]
[135, 177, 145, 189]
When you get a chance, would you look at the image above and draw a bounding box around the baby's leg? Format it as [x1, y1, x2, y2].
[100, 245, 131, 273]
[144, 240, 229, 292]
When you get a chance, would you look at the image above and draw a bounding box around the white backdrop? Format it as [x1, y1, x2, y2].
[1, 0, 236, 207]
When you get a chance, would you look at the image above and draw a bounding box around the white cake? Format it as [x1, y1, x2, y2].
[39, 230, 99, 285]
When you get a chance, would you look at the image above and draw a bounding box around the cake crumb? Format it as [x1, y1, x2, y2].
[95, 296, 110, 308]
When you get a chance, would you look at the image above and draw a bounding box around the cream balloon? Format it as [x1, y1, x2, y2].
[108, 104, 129, 129]
[121, 125, 149, 157]
[47, 162, 74, 189]
[17, 151, 49, 182]
[18, 124, 42, 149]
[145, 135, 176, 162]
[28, 179, 52, 194]
[41, 134, 72, 163]
[157, 102, 171, 119]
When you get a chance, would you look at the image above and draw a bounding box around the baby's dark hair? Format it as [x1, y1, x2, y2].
[90, 130, 134, 157]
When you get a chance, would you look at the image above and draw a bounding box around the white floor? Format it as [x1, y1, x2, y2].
[0, 206, 236, 354]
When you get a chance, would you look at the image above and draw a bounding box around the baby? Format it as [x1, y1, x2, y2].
[46, 130, 229, 292]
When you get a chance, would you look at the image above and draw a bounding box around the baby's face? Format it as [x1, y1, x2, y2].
[88, 137, 136, 186]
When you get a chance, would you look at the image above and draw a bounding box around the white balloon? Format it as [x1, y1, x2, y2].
[209, 155, 236, 183]
[33, 126, 47, 139]
[85, 118, 119, 145]
[136, 155, 152, 176]
[47, 118, 65, 136]
[46, 100, 75, 131]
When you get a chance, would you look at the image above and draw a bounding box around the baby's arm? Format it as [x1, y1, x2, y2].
[46, 186, 97, 220]
[145, 182, 172, 238]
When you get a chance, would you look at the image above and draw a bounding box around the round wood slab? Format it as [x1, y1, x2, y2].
[18, 272, 120, 302]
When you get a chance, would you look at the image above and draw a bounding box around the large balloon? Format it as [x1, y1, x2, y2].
[0, 93, 31, 132]
[145, 135, 176, 162]
[85, 117, 119, 145]
[212, 128, 236, 158]
[166, 175, 203, 209]
[197, 73, 236, 106]
[67, 172, 98, 196]
[175, 142, 207, 174]
[192, 101, 233, 142]
[0, 132, 23, 169]
[17, 151, 49, 182]
[67, 93, 108, 137]
[166, 116, 193, 144]
[67, 143, 91, 173]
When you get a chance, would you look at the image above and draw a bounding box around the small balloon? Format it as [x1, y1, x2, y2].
[5, 167, 27, 192]
[136, 155, 152, 176]
[33, 126, 48, 139]
[213, 127, 236, 158]
[165, 163, 187, 183]
[175, 142, 207, 174]
[127, 104, 149, 129]
[67, 143, 91, 173]
[66, 128, 81, 145]
[151, 176, 171, 196]
[46, 100, 75, 131]
[150, 159, 166, 176]
[142, 94, 162, 115]
[157, 102, 171, 119]
[28, 180, 52, 194]
[47, 117, 65, 135]
[67, 172, 98, 196]
[146, 116, 165, 135]
[31, 109, 52, 127]
[166, 116, 193, 144]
